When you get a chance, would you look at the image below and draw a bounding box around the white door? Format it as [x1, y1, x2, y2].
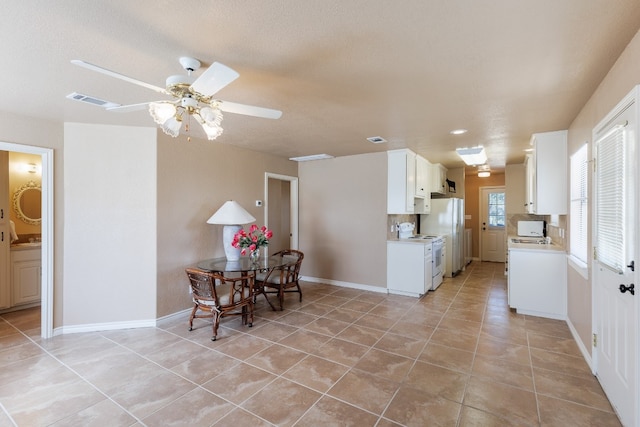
[593, 88, 638, 427]
[480, 186, 506, 262]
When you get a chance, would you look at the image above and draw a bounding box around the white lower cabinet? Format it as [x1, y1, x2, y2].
[508, 248, 566, 319]
[387, 241, 432, 297]
[11, 248, 41, 306]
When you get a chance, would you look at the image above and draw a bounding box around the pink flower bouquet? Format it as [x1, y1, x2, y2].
[231, 224, 273, 254]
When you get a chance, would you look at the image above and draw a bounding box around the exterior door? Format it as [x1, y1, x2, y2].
[480, 186, 506, 262]
[593, 88, 638, 427]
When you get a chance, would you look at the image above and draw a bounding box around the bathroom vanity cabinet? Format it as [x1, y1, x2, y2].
[10, 246, 41, 306]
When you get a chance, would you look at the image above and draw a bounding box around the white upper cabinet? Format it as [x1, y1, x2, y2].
[429, 163, 447, 194]
[526, 130, 567, 214]
[415, 155, 430, 197]
[388, 149, 426, 214]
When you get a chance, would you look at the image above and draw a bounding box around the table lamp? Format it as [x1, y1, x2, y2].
[206, 200, 256, 261]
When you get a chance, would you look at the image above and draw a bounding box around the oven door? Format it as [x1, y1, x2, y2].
[431, 239, 444, 289]
[432, 241, 443, 276]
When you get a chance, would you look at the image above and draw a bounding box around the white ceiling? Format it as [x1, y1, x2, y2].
[3, 1, 640, 172]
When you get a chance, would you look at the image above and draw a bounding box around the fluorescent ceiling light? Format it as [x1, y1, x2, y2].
[450, 129, 468, 135]
[456, 146, 487, 165]
[289, 154, 334, 162]
[478, 171, 491, 178]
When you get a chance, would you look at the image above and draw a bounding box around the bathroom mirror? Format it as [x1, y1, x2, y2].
[12, 181, 42, 225]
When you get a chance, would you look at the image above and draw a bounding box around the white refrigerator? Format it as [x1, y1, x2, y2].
[420, 198, 465, 277]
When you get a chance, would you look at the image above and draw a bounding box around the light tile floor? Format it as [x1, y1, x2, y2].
[0, 262, 622, 426]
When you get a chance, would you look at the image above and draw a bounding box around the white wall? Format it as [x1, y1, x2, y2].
[63, 123, 157, 328]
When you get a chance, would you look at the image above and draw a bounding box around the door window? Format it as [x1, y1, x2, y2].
[487, 192, 505, 227]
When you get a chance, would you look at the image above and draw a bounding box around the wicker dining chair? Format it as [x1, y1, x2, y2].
[185, 268, 255, 341]
[256, 249, 304, 311]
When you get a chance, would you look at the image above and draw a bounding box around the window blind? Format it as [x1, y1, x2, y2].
[595, 124, 625, 273]
[570, 144, 588, 264]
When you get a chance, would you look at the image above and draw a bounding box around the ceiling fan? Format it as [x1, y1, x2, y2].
[69, 57, 282, 140]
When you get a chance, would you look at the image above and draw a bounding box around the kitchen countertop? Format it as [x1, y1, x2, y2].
[388, 236, 434, 244]
[10, 242, 42, 251]
[507, 236, 565, 252]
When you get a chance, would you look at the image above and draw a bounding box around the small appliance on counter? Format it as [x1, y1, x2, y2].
[398, 222, 415, 239]
[517, 220, 545, 237]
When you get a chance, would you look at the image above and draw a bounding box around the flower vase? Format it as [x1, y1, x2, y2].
[249, 248, 260, 263]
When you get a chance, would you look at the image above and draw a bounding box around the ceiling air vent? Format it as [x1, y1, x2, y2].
[367, 136, 387, 144]
[66, 92, 120, 109]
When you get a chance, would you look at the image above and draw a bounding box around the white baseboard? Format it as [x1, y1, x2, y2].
[567, 316, 594, 373]
[54, 319, 157, 336]
[302, 276, 388, 294]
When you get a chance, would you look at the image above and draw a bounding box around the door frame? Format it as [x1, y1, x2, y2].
[0, 141, 53, 339]
[264, 173, 299, 252]
[591, 86, 640, 427]
[478, 185, 506, 262]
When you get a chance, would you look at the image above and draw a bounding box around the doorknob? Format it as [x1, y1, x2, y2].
[619, 284, 635, 295]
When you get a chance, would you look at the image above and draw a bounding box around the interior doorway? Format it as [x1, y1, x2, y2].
[479, 186, 506, 262]
[264, 173, 298, 254]
[0, 142, 53, 339]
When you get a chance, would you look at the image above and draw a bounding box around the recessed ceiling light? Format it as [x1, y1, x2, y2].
[289, 154, 334, 162]
[367, 136, 387, 144]
[450, 129, 468, 135]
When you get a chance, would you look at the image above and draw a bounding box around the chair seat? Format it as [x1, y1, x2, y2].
[255, 249, 304, 310]
[185, 268, 255, 341]
[255, 271, 284, 285]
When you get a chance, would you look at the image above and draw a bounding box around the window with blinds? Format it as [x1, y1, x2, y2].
[570, 143, 588, 264]
[595, 124, 626, 273]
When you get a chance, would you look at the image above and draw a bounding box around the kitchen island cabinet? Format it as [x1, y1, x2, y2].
[508, 241, 566, 319]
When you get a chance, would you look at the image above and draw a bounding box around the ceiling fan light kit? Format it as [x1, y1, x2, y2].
[69, 56, 281, 141]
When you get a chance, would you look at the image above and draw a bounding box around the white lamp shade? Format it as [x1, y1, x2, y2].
[161, 116, 182, 137]
[207, 201, 256, 225]
[149, 102, 177, 125]
[200, 122, 224, 140]
[207, 201, 255, 261]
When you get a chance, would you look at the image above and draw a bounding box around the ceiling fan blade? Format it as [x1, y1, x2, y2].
[106, 102, 152, 112]
[71, 60, 168, 95]
[190, 62, 239, 97]
[217, 101, 282, 119]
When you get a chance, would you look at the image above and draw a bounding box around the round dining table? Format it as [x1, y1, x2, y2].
[196, 255, 290, 274]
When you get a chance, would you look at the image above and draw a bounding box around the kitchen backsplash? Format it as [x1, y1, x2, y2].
[507, 213, 567, 249]
[387, 214, 416, 239]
